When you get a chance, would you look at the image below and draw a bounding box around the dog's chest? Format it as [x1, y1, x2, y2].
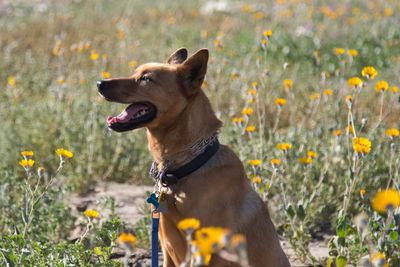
[163, 186, 193, 216]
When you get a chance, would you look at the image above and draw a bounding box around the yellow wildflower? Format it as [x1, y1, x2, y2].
[270, 158, 281, 165]
[19, 159, 35, 168]
[371, 189, 400, 214]
[84, 209, 99, 219]
[251, 81, 258, 88]
[353, 137, 372, 154]
[203, 80, 209, 89]
[199, 29, 209, 39]
[251, 176, 262, 184]
[333, 129, 342, 137]
[245, 125, 256, 132]
[347, 49, 358, 57]
[276, 143, 292, 151]
[345, 95, 353, 107]
[21, 151, 34, 157]
[260, 39, 268, 49]
[191, 240, 212, 265]
[263, 29, 273, 38]
[90, 50, 99, 61]
[128, 60, 138, 68]
[346, 125, 355, 135]
[177, 218, 200, 232]
[375, 80, 389, 93]
[230, 72, 240, 81]
[195, 227, 229, 255]
[57, 76, 65, 85]
[299, 157, 312, 164]
[323, 89, 333, 96]
[232, 117, 244, 124]
[361, 66, 378, 80]
[254, 11, 264, 20]
[390, 86, 398, 93]
[84, 41, 91, 50]
[52, 40, 62, 56]
[242, 4, 254, 13]
[309, 93, 320, 101]
[213, 38, 223, 51]
[7, 76, 16, 87]
[384, 7, 393, 17]
[248, 159, 262, 166]
[386, 128, 399, 138]
[359, 188, 366, 198]
[247, 88, 257, 95]
[56, 148, 74, 159]
[370, 252, 389, 267]
[242, 107, 254, 116]
[116, 29, 126, 40]
[117, 232, 137, 249]
[275, 98, 287, 106]
[167, 16, 177, 25]
[347, 77, 363, 88]
[334, 47, 345, 55]
[283, 79, 293, 90]
[307, 150, 317, 158]
[101, 71, 111, 79]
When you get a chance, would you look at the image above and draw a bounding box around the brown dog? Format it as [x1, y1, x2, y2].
[97, 48, 290, 267]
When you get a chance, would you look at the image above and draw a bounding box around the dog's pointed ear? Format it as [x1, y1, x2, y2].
[166, 48, 188, 64]
[178, 49, 209, 94]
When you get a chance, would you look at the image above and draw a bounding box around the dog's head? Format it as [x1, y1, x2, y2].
[97, 48, 209, 132]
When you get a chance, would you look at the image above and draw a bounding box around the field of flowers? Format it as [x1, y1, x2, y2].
[1, 0, 399, 266]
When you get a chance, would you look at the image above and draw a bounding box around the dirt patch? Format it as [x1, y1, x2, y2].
[69, 182, 153, 225]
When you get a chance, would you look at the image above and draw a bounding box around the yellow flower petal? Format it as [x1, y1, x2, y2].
[276, 143, 292, 151]
[353, 137, 372, 154]
[84, 209, 99, 219]
[371, 189, 400, 214]
[361, 66, 378, 80]
[56, 148, 74, 159]
[177, 218, 200, 232]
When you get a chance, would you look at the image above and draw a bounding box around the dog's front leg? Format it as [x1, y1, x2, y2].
[162, 250, 176, 267]
[159, 214, 187, 266]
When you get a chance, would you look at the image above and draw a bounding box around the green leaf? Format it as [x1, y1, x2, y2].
[336, 219, 347, 238]
[326, 256, 333, 267]
[389, 231, 398, 241]
[286, 204, 295, 219]
[337, 237, 346, 246]
[296, 204, 306, 220]
[336, 256, 347, 267]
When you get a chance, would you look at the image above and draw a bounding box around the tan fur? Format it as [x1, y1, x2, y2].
[98, 48, 290, 267]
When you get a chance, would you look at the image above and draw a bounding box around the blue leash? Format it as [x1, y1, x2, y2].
[151, 212, 160, 267]
[147, 193, 160, 267]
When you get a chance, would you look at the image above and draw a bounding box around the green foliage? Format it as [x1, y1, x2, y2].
[0, 154, 129, 266]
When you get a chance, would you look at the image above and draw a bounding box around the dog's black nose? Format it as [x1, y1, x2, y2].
[97, 80, 103, 91]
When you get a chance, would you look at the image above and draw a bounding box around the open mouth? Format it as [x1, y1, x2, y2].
[107, 102, 157, 132]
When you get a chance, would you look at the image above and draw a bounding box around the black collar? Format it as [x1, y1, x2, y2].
[150, 139, 220, 187]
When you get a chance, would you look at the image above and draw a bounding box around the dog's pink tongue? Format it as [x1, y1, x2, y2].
[107, 103, 147, 124]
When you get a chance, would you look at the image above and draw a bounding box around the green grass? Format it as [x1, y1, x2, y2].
[1, 0, 400, 266]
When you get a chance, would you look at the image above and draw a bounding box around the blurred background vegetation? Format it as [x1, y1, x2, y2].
[1, 0, 398, 191]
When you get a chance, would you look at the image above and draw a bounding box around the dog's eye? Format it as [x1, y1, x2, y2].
[139, 75, 151, 83]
